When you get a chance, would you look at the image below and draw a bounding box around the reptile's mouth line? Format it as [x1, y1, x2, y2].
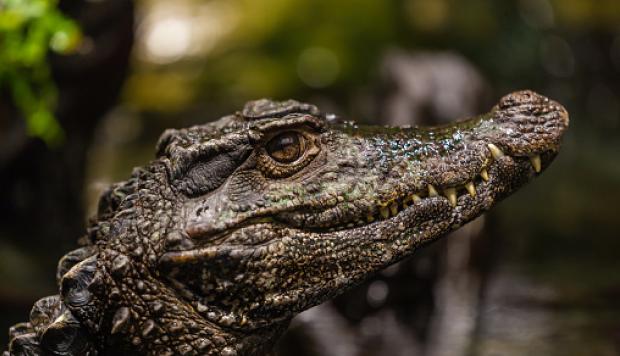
[309, 144, 545, 233]
[183, 145, 549, 243]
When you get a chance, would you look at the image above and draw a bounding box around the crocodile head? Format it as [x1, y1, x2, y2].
[7, 91, 568, 355]
[154, 91, 568, 338]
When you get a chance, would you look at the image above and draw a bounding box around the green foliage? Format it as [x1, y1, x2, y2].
[0, 0, 81, 145]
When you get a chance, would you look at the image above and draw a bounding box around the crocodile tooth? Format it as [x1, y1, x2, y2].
[480, 169, 489, 182]
[111, 307, 130, 334]
[410, 194, 421, 202]
[530, 155, 541, 173]
[487, 143, 504, 159]
[389, 202, 399, 216]
[428, 185, 439, 197]
[379, 206, 390, 219]
[465, 182, 476, 197]
[444, 188, 457, 207]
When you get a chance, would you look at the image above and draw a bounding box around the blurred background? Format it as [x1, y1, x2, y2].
[1, 0, 619, 354]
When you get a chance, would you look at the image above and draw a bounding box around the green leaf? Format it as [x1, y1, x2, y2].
[0, 0, 81, 146]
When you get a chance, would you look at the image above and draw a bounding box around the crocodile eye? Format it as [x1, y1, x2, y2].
[257, 129, 320, 178]
[266, 132, 305, 163]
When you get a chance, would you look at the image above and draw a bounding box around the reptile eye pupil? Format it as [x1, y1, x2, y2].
[266, 132, 303, 163]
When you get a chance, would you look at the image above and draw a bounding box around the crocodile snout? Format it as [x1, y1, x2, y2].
[480, 90, 569, 158]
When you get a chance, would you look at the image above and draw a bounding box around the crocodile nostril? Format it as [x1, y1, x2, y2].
[195, 205, 210, 217]
[497, 90, 547, 110]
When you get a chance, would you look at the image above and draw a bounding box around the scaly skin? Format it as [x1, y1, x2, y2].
[6, 90, 568, 355]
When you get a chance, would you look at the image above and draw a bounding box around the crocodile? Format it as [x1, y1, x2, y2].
[5, 90, 568, 355]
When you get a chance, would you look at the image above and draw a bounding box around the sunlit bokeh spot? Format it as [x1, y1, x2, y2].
[136, 1, 239, 65]
[367, 280, 389, 307]
[143, 15, 192, 64]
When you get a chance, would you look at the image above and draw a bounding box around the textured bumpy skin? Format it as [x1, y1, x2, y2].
[6, 91, 568, 355]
